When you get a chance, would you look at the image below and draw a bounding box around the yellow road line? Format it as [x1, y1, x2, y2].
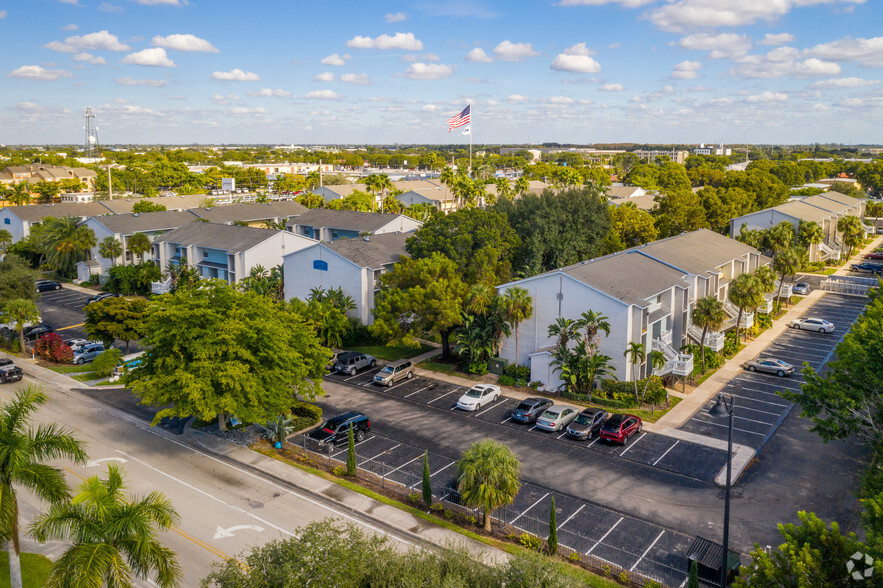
[56, 323, 85, 331]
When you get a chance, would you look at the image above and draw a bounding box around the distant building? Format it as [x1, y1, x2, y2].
[0, 164, 97, 191]
[693, 143, 732, 156]
[286, 209, 422, 242]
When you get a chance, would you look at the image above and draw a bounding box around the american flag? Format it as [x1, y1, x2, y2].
[446, 105, 470, 132]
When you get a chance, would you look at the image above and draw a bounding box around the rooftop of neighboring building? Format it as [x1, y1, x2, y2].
[191, 201, 307, 223]
[635, 228, 760, 276]
[88, 210, 201, 235]
[155, 221, 305, 252]
[98, 194, 209, 214]
[289, 208, 416, 233]
[1, 202, 113, 222]
[323, 231, 412, 269]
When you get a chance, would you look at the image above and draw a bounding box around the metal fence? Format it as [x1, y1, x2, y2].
[294, 436, 687, 588]
[820, 275, 879, 297]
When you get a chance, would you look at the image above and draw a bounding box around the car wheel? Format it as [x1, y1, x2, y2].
[370, 359, 377, 367]
[406, 371, 412, 379]
[76, 358, 84, 365]
[818, 328, 825, 333]
[55, 284, 61, 290]
[794, 324, 800, 329]
[355, 430, 365, 442]
[388, 380, 393, 387]
[587, 430, 593, 441]
[622, 435, 628, 446]
[638, 423, 643, 433]
[748, 365, 756, 372]
[349, 368, 356, 376]
[777, 370, 785, 377]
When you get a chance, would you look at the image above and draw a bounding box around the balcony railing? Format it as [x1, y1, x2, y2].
[687, 324, 725, 352]
[651, 338, 694, 377]
[723, 300, 754, 328]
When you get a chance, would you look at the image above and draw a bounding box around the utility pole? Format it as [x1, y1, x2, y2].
[107, 164, 112, 200]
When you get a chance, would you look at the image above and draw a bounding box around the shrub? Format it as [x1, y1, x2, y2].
[498, 375, 516, 387]
[408, 492, 421, 505]
[430, 503, 445, 514]
[343, 317, 383, 347]
[443, 510, 453, 519]
[332, 465, 347, 477]
[529, 381, 542, 390]
[466, 362, 488, 375]
[601, 564, 611, 576]
[518, 533, 543, 551]
[34, 332, 73, 363]
[757, 312, 773, 330]
[465, 515, 476, 526]
[618, 571, 629, 584]
[290, 401, 322, 432]
[722, 331, 741, 356]
[503, 363, 530, 380]
[567, 552, 581, 563]
[92, 348, 123, 377]
[10, 338, 20, 353]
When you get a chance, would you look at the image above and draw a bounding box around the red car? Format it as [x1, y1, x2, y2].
[865, 252, 883, 261]
[599, 413, 642, 445]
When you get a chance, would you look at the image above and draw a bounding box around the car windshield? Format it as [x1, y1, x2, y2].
[540, 410, 559, 419]
[380, 366, 394, 374]
[465, 388, 484, 398]
[321, 420, 341, 432]
[515, 402, 533, 411]
[573, 414, 592, 425]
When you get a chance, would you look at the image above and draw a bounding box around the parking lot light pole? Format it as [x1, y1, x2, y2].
[709, 393, 735, 588]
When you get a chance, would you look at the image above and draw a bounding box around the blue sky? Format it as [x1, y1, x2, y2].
[2, 0, 882, 145]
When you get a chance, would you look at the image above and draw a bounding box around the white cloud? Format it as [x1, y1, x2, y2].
[115, 77, 168, 87]
[0, 10, 7, 18]
[321, 53, 349, 66]
[98, 3, 122, 12]
[341, 73, 371, 85]
[404, 62, 455, 80]
[550, 42, 601, 72]
[152, 34, 219, 53]
[806, 36, 883, 66]
[8, 65, 73, 81]
[15, 102, 73, 123]
[247, 88, 292, 97]
[121, 47, 176, 67]
[731, 55, 841, 78]
[809, 77, 880, 88]
[132, 0, 180, 4]
[671, 60, 702, 79]
[72, 52, 106, 65]
[546, 96, 575, 104]
[45, 30, 130, 53]
[421, 104, 438, 112]
[466, 48, 493, 63]
[494, 40, 540, 62]
[385, 12, 406, 22]
[211, 68, 260, 81]
[212, 94, 240, 104]
[558, 0, 653, 6]
[677, 33, 752, 58]
[346, 32, 423, 51]
[746, 91, 788, 103]
[759, 33, 795, 46]
[506, 94, 529, 103]
[57, 0, 80, 4]
[313, 72, 335, 82]
[61, 24, 78, 30]
[304, 90, 341, 99]
[600, 83, 624, 91]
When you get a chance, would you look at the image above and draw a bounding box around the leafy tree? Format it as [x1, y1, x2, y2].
[765, 221, 796, 255]
[773, 248, 804, 303]
[41, 216, 97, 277]
[241, 265, 284, 302]
[132, 200, 167, 213]
[124, 281, 327, 431]
[548, 496, 558, 556]
[421, 450, 432, 507]
[837, 215, 865, 258]
[372, 254, 468, 359]
[127, 232, 153, 264]
[653, 189, 708, 238]
[457, 440, 521, 532]
[692, 296, 726, 371]
[98, 236, 123, 267]
[624, 342, 645, 403]
[797, 220, 824, 251]
[364, 174, 393, 213]
[6, 182, 30, 207]
[92, 348, 123, 378]
[548, 317, 578, 356]
[29, 463, 182, 588]
[578, 310, 610, 352]
[0, 230, 11, 255]
[0, 386, 88, 588]
[346, 424, 356, 476]
[33, 180, 59, 202]
[0, 255, 39, 307]
[85, 297, 148, 352]
[501, 286, 533, 362]
[728, 273, 764, 341]
[606, 202, 658, 250]
[1, 299, 40, 353]
[33, 333, 74, 364]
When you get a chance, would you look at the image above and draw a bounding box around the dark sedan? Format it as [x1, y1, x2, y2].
[865, 252, 883, 261]
[565, 408, 610, 441]
[35, 279, 62, 292]
[510, 397, 554, 424]
[22, 324, 54, 342]
[85, 292, 119, 305]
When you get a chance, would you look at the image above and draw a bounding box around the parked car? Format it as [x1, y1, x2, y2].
[599, 414, 643, 445]
[510, 397, 554, 424]
[307, 411, 371, 451]
[789, 317, 835, 333]
[326, 350, 343, 371]
[456, 384, 502, 411]
[72, 343, 106, 365]
[64, 338, 98, 352]
[373, 359, 413, 387]
[792, 282, 811, 295]
[535, 405, 580, 432]
[565, 408, 610, 441]
[35, 279, 62, 292]
[865, 252, 883, 261]
[334, 352, 377, 376]
[850, 262, 883, 274]
[22, 324, 54, 342]
[0, 364, 23, 384]
[743, 357, 794, 377]
[85, 292, 119, 306]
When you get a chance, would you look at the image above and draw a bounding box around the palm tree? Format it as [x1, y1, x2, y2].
[439, 167, 455, 211]
[364, 174, 393, 213]
[585, 352, 614, 395]
[514, 176, 530, 197]
[29, 463, 182, 588]
[0, 230, 11, 255]
[41, 216, 97, 277]
[797, 220, 824, 253]
[837, 215, 864, 258]
[728, 273, 764, 341]
[494, 177, 512, 202]
[456, 440, 521, 532]
[623, 342, 645, 403]
[548, 317, 578, 355]
[7, 182, 31, 207]
[127, 232, 153, 265]
[501, 287, 533, 364]
[2, 299, 40, 353]
[578, 310, 610, 352]
[773, 248, 803, 303]
[691, 297, 726, 370]
[641, 350, 667, 404]
[98, 236, 123, 267]
[466, 283, 494, 314]
[754, 265, 777, 295]
[765, 221, 796, 255]
[0, 386, 88, 588]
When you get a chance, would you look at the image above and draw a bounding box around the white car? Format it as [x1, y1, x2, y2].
[456, 384, 502, 411]
[789, 317, 835, 333]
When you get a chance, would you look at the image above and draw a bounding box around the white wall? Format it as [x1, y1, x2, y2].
[0, 210, 25, 242]
[83, 218, 119, 273]
[283, 245, 373, 324]
[730, 210, 798, 238]
[376, 216, 422, 235]
[241, 231, 315, 282]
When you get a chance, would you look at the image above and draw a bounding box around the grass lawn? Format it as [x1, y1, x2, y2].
[71, 372, 102, 382]
[0, 552, 54, 587]
[349, 344, 434, 362]
[47, 364, 94, 374]
[418, 359, 484, 381]
[630, 397, 681, 423]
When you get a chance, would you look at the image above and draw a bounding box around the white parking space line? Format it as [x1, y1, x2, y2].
[586, 517, 623, 555]
[587, 437, 600, 448]
[345, 369, 378, 382]
[652, 440, 679, 466]
[722, 392, 788, 407]
[558, 504, 585, 530]
[427, 388, 460, 405]
[557, 430, 570, 439]
[330, 437, 375, 458]
[429, 461, 456, 478]
[500, 417, 512, 424]
[630, 530, 665, 572]
[509, 492, 550, 525]
[358, 443, 402, 467]
[404, 385, 430, 398]
[619, 432, 646, 456]
[388, 378, 418, 391]
[722, 404, 782, 417]
[701, 409, 775, 426]
[738, 384, 796, 397]
[691, 418, 765, 436]
[476, 399, 507, 417]
[386, 454, 423, 475]
[528, 424, 538, 432]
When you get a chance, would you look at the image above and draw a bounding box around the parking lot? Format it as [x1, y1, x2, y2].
[35, 287, 93, 341]
[326, 369, 727, 484]
[297, 428, 692, 586]
[679, 293, 867, 450]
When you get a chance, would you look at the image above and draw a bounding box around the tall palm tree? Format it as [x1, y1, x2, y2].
[466, 283, 494, 314]
[773, 248, 802, 303]
[585, 352, 614, 396]
[837, 215, 864, 258]
[456, 440, 521, 532]
[29, 463, 182, 588]
[7, 182, 31, 207]
[0, 386, 88, 588]
[41, 216, 97, 277]
[578, 310, 610, 352]
[494, 177, 512, 202]
[691, 296, 726, 370]
[364, 174, 393, 213]
[765, 221, 796, 255]
[514, 176, 530, 197]
[623, 341, 645, 403]
[439, 167, 455, 211]
[754, 265, 777, 295]
[127, 232, 153, 265]
[728, 273, 764, 342]
[2, 299, 40, 353]
[797, 220, 824, 253]
[98, 236, 123, 267]
[547, 317, 577, 355]
[502, 287, 533, 364]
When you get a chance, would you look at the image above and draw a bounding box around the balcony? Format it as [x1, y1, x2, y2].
[819, 241, 841, 261]
[651, 337, 694, 377]
[723, 300, 754, 329]
[687, 324, 725, 352]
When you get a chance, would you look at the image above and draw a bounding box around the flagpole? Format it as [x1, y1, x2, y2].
[469, 131, 473, 179]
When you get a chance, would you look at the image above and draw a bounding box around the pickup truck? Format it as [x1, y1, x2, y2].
[0, 364, 23, 384]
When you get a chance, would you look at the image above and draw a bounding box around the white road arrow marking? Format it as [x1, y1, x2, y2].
[214, 524, 265, 540]
[85, 457, 128, 468]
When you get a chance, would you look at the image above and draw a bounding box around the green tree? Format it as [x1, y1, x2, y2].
[457, 440, 521, 532]
[514, 175, 531, 197]
[691, 296, 726, 370]
[346, 424, 356, 476]
[0, 386, 88, 588]
[0, 255, 39, 307]
[132, 200, 167, 213]
[1, 299, 40, 354]
[92, 348, 123, 377]
[548, 317, 578, 356]
[0, 230, 11, 255]
[765, 221, 796, 255]
[837, 215, 864, 258]
[261, 413, 295, 446]
[364, 174, 393, 213]
[728, 273, 764, 342]
[372, 254, 468, 359]
[797, 220, 824, 251]
[773, 248, 804, 303]
[623, 341, 645, 403]
[421, 450, 432, 507]
[495, 177, 513, 202]
[653, 189, 709, 238]
[41, 216, 97, 277]
[29, 463, 182, 588]
[124, 281, 327, 431]
[85, 297, 148, 352]
[607, 202, 658, 251]
[501, 286, 533, 363]
[7, 182, 30, 207]
[98, 236, 123, 267]
[548, 496, 558, 556]
[127, 232, 153, 265]
[687, 560, 699, 588]
[577, 310, 610, 353]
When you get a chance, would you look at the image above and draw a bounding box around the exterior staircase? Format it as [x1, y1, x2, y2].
[687, 324, 725, 352]
[151, 276, 173, 295]
[819, 241, 841, 261]
[651, 337, 693, 377]
[723, 300, 754, 329]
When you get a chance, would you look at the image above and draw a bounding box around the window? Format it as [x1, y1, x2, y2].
[3, 218, 9, 224]
[203, 250, 208, 258]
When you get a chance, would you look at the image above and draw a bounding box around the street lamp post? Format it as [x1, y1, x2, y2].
[709, 393, 735, 588]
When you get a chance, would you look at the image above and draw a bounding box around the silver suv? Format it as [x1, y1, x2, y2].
[72, 343, 106, 365]
[373, 360, 413, 387]
[334, 352, 377, 376]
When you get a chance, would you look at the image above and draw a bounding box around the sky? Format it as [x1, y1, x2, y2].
[2, 0, 883, 146]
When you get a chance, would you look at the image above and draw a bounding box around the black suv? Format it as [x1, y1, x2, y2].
[307, 411, 371, 451]
[510, 397, 554, 424]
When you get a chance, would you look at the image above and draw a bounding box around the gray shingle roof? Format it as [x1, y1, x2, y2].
[3, 202, 113, 222]
[325, 232, 412, 268]
[154, 221, 288, 252]
[635, 228, 759, 275]
[98, 194, 209, 214]
[562, 251, 689, 306]
[191, 201, 307, 223]
[90, 210, 201, 235]
[770, 200, 832, 223]
[290, 209, 406, 233]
